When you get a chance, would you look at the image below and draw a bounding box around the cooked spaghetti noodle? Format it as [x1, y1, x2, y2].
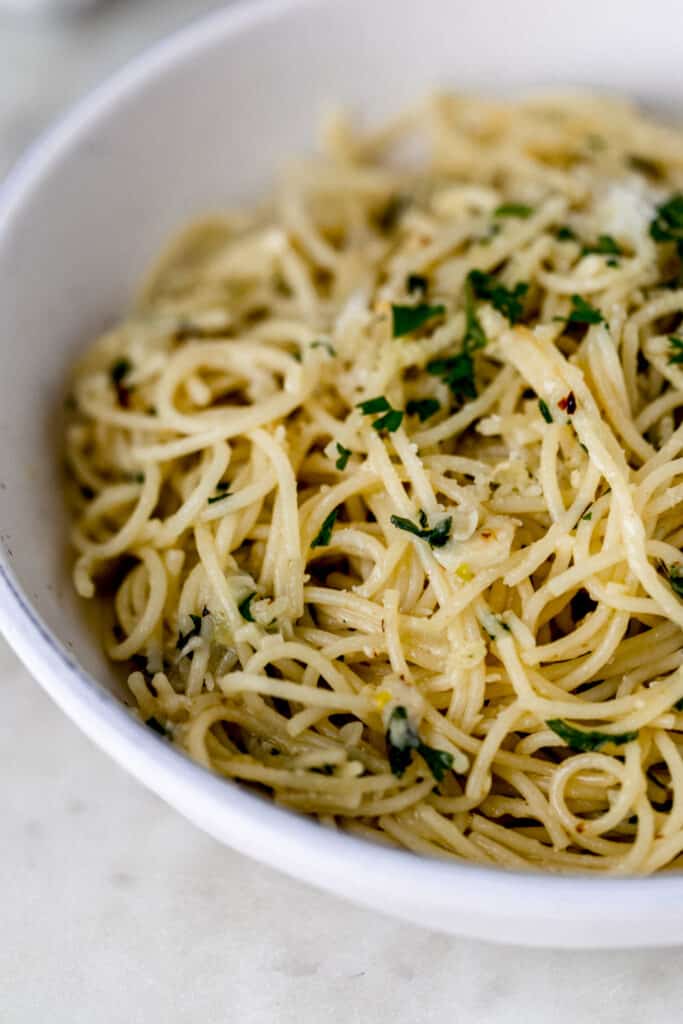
[65, 93, 683, 873]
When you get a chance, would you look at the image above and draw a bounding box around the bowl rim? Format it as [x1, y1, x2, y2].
[0, 0, 680, 945]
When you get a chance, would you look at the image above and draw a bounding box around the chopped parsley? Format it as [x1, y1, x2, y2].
[400, 272, 492, 412]
[463, 273, 487, 352]
[311, 339, 337, 356]
[392, 302, 446, 338]
[238, 592, 256, 621]
[385, 705, 454, 781]
[426, 352, 476, 405]
[556, 225, 577, 242]
[390, 513, 452, 549]
[561, 294, 605, 326]
[356, 396, 404, 433]
[494, 202, 534, 219]
[406, 397, 441, 422]
[373, 408, 404, 433]
[546, 719, 639, 752]
[538, 399, 553, 423]
[650, 194, 683, 255]
[581, 510, 593, 521]
[335, 442, 352, 470]
[668, 336, 683, 365]
[357, 396, 391, 414]
[208, 481, 231, 504]
[668, 565, 683, 598]
[311, 508, 339, 548]
[407, 273, 428, 294]
[468, 269, 528, 324]
[176, 613, 204, 650]
[110, 358, 131, 384]
[582, 234, 622, 258]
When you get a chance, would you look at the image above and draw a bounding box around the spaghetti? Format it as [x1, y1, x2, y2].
[65, 93, 683, 873]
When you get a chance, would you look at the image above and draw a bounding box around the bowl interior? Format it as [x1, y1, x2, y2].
[3, 0, 683, 946]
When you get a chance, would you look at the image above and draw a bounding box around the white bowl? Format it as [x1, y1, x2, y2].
[2, 0, 682, 948]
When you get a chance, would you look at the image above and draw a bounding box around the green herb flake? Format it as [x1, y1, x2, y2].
[208, 482, 231, 505]
[335, 442, 352, 470]
[546, 718, 639, 752]
[110, 358, 131, 384]
[650, 194, 683, 254]
[556, 225, 577, 242]
[357, 396, 390, 415]
[463, 274, 487, 352]
[407, 273, 428, 294]
[385, 705, 454, 781]
[392, 302, 446, 338]
[390, 513, 452, 549]
[581, 511, 593, 521]
[668, 565, 683, 598]
[238, 592, 256, 621]
[675, 697, 683, 712]
[427, 352, 476, 405]
[386, 705, 417, 776]
[311, 339, 337, 356]
[417, 745, 454, 782]
[561, 294, 605, 326]
[372, 408, 404, 432]
[668, 336, 683, 365]
[469, 269, 529, 324]
[406, 397, 441, 422]
[311, 508, 339, 549]
[357, 396, 403, 433]
[176, 612, 204, 651]
[538, 399, 553, 423]
[494, 202, 534, 219]
[582, 234, 622, 258]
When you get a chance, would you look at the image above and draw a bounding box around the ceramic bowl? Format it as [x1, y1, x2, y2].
[1, 0, 682, 947]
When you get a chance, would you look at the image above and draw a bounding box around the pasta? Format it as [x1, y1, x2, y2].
[64, 92, 683, 873]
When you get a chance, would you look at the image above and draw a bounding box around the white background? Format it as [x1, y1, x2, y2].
[1, 3, 681, 1020]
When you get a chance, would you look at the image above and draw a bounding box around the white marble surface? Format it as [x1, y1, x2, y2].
[2, 4, 683, 1020]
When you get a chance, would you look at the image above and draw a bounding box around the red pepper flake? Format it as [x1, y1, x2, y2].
[480, 529, 493, 540]
[558, 391, 576, 414]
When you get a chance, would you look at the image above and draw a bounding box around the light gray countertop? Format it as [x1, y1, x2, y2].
[1, 4, 682, 1020]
